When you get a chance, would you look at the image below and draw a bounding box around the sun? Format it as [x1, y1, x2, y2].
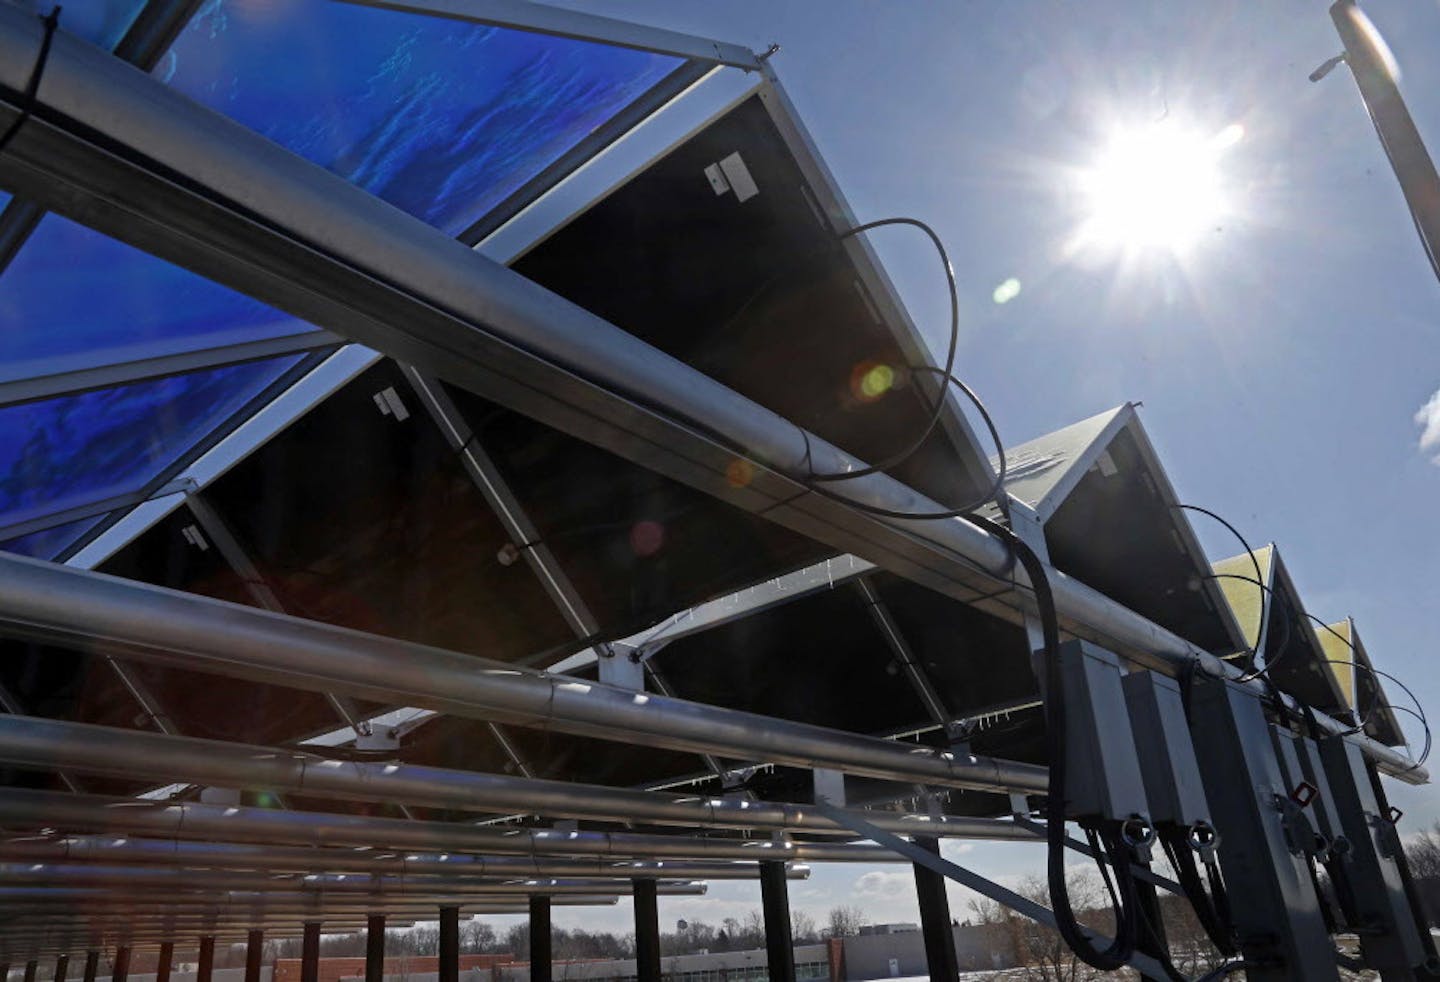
[1076, 121, 1243, 255]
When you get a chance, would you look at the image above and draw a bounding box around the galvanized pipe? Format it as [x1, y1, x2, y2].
[0, 864, 709, 897]
[0, 557, 1042, 795]
[0, 887, 614, 913]
[0, 717, 1044, 838]
[0, 788, 970, 860]
[0, 834, 809, 881]
[0, 5, 1417, 784]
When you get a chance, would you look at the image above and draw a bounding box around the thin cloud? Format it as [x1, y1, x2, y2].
[1417, 388, 1440, 465]
[854, 870, 913, 898]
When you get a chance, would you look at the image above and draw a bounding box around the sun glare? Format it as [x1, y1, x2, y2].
[1077, 121, 1243, 254]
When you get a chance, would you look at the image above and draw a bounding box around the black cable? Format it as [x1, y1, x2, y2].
[0, 7, 62, 159]
[968, 513, 1139, 972]
[805, 218, 960, 483]
[1160, 830, 1236, 956]
[1205, 572, 1300, 687]
[1170, 505, 1271, 682]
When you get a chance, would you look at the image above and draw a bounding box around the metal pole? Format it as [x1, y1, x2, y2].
[52, 954, 68, 982]
[153, 944, 171, 982]
[195, 940, 213, 982]
[0, 565, 1044, 796]
[632, 879, 661, 982]
[529, 896, 552, 982]
[912, 838, 958, 982]
[21, 962, 34, 982]
[0, 833, 812, 881]
[243, 931, 262, 982]
[0, 717, 1043, 834]
[0, 6, 1415, 784]
[437, 907, 458, 982]
[0, 788, 932, 860]
[109, 949, 128, 982]
[300, 923, 320, 982]
[759, 861, 795, 982]
[81, 952, 98, 982]
[364, 915, 385, 982]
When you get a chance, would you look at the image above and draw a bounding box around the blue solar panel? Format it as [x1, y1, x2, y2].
[158, 0, 683, 233]
[42, 0, 147, 49]
[0, 213, 316, 380]
[1, 516, 105, 562]
[0, 354, 304, 532]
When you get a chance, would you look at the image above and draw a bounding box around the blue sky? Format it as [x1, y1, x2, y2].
[506, 0, 1440, 935]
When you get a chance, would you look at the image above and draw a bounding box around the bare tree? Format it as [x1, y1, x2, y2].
[968, 873, 1112, 982]
[825, 905, 868, 939]
[790, 909, 817, 943]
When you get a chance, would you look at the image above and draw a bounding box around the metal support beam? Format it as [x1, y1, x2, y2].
[759, 861, 795, 982]
[0, 331, 337, 409]
[300, 923, 320, 982]
[0, 567, 1048, 796]
[912, 838, 958, 982]
[153, 945, 171, 982]
[855, 577, 950, 729]
[0, 715, 1044, 834]
[812, 800, 1170, 980]
[402, 367, 603, 642]
[0, 478, 191, 544]
[364, 916, 384, 982]
[81, 952, 98, 982]
[109, 949, 129, 982]
[0, 788, 922, 863]
[194, 939, 213, 982]
[529, 896, 551, 982]
[0, 6, 1416, 783]
[21, 962, 34, 982]
[0, 682, 81, 793]
[437, 908, 458, 982]
[243, 932, 262, 982]
[632, 878, 661, 982]
[52, 955, 68, 982]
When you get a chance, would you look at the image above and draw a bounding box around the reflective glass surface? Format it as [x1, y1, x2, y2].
[0, 213, 314, 380]
[29, 0, 147, 49]
[1, 515, 105, 561]
[158, 0, 682, 233]
[0, 354, 304, 529]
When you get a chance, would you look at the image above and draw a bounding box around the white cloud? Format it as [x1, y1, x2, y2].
[854, 870, 914, 898]
[1416, 388, 1440, 465]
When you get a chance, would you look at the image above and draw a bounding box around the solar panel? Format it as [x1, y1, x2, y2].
[512, 93, 996, 508]
[0, 515, 106, 561]
[0, 213, 317, 381]
[159, 0, 686, 235]
[49, 0, 148, 49]
[0, 354, 305, 542]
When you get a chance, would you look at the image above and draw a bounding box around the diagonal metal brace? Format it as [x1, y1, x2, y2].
[812, 799, 1170, 980]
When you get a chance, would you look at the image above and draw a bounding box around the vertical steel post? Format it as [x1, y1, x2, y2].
[365, 915, 385, 982]
[301, 923, 321, 982]
[110, 949, 129, 982]
[81, 952, 99, 982]
[1188, 675, 1338, 980]
[760, 860, 796, 982]
[529, 896, 552, 982]
[195, 939, 214, 982]
[633, 878, 662, 982]
[438, 907, 459, 982]
[154, 944, 172, 982]
[54, 955, 69, 982]
[244, 931, 263, 982]
[912, 838, 958, 982]
[22, 962, 35, 982]
[0, 964, 8, 982]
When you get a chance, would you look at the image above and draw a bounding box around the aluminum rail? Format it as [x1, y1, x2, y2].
[0, 717, 1044, 839]
[0, 788, 935, 861]
[0, 559, 1043, 795]
[0, 889, 610, 910]
[0, 834, 809, 881]
[0, 6, 1416, 784]
[0, 864, 708, 897]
